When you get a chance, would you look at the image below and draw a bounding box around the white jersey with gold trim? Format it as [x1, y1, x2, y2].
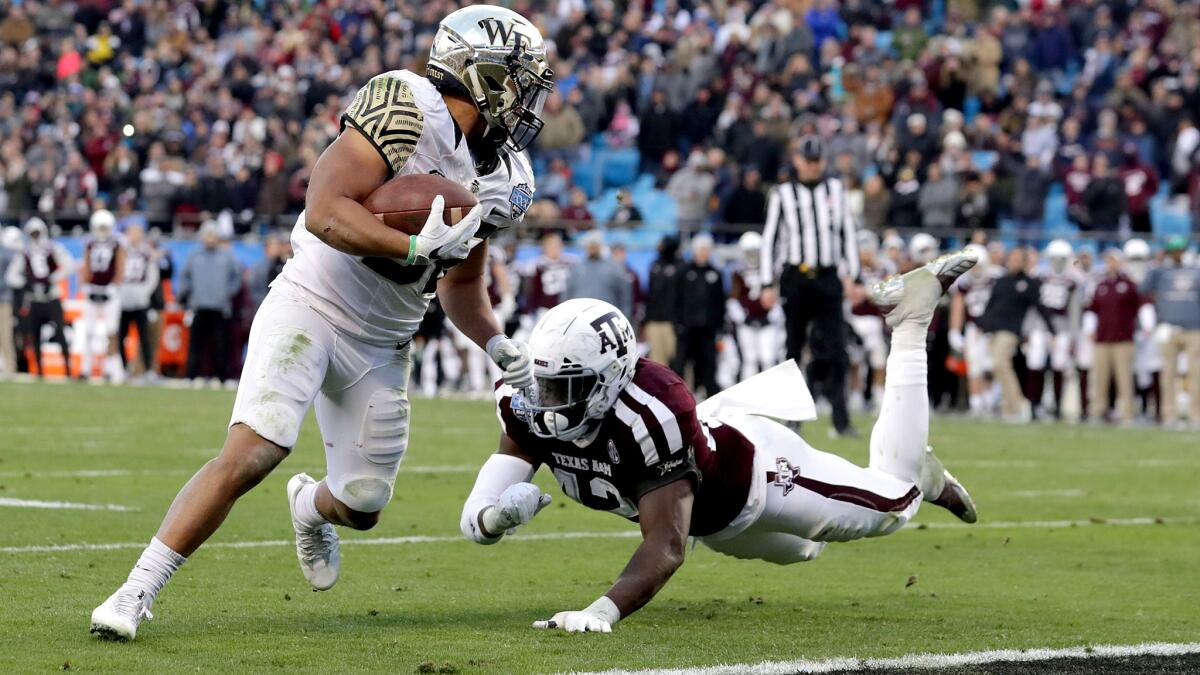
[275, 69, 535, 346]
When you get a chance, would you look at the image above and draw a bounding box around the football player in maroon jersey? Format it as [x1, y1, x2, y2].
[461, 250, 983, 632]
[79, 209, 125, 381]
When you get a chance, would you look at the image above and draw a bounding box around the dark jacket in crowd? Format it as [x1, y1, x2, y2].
[1012, 165, 1055, 221]
[723, 185, 767, 225]
[676, 260, 726, 330]
[645, 247, 683, 323]
[1079, 176, 1127, 231]
[982, 270, 1056, 335]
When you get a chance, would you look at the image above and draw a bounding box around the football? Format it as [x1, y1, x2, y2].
[361, 173, 479, 235]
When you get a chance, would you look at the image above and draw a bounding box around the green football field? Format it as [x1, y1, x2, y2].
[0, 380, 1197, 673]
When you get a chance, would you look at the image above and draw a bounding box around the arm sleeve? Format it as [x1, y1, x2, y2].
[51, 245, 74, 282]
[842, 199, 860, 281]
[460, 453, 537, 545]
[5, 254, 23, 289]
[760, 187, 780, 285]
[340, 73, 424, 177]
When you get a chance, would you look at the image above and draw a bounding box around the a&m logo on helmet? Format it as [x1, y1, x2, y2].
[591, 311, 634, 357]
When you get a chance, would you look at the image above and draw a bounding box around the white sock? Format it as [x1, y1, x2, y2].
[293, 480, 328, 531]
[125, 537, 186, 608]
[886, 322, 928, 387]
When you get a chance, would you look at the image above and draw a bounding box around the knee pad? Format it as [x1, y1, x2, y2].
[358, 387, 410, 466]
[338, 476, 394, 513]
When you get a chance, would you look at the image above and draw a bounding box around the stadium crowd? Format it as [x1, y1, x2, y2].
[0, 0, 1199, 429]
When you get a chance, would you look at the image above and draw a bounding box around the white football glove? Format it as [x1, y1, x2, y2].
[948, 330, 965, 353]
[486, 336, 534, 391]
[532, 598, 620, 633]
[407, 195, 483, 267]
[481, 482, 551, 535]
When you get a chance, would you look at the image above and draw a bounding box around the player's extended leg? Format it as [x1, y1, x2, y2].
[869, 251, 979, 523]
[90, 293, 333, 640]
[286, 342, 413, 590]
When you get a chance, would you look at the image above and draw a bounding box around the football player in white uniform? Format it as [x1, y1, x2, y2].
[1123, 239, 1162, 420]
[91, 6, 553, 640]
[1025, 240, 1080, 419]
[949, 244, 1004, 417]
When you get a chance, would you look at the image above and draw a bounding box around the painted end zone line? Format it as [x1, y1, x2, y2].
[1, 516, 1196, 555]
[567, 642, 1200, 675]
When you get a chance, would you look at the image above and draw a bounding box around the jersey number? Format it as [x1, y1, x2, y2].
[89, 246, 113, 273]
[552, 468, 639, 518]
[361, 258, 442, 295]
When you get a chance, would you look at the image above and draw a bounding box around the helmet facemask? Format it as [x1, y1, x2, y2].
[528, 362, 601, 441]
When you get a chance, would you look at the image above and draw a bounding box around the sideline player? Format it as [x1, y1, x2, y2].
[91, 6, 553, 640]
[459, 250, 981, 632]
[1026, 240, 1079, 419]
[5, 218, 75, 378]
[949, 244, 1003, 417]
[78, 209, 125, 382]
[727, 231, 782, 381]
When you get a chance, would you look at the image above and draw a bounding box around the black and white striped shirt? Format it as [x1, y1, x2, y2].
[760, 177, 860, 283]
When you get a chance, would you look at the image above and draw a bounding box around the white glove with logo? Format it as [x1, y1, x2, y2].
[533, 597, 620, 633]
[481, 482, 551, 536]
[406, 195, 483, 267]
[486, 335, 534, 391]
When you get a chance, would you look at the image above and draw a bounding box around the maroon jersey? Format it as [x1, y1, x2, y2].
[954, 266, 1005, 325]
[123, 243, 154, 284]
[495, 359, 754, 536]
[23, 243, 61, 300]
[1119, 164, 1158, 216]
[523, 255, 574, 312]
[1087, 273, 1140, 343]
[1038, 269, 1077, 316]
[730, 266, 770, 323]
[85, 238, 121, 287]
[851, 258, 895, 316]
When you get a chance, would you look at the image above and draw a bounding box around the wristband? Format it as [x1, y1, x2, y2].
[585, 596, 621, 626]
[484, 334, 508, 359]
[402, 235, 418, 266]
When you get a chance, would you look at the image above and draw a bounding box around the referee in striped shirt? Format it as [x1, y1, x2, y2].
[760, 135, 861, 437]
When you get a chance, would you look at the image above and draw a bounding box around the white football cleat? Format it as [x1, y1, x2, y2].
[871, 249, 980, 328]
[90, 585, 152, 641]
[287, 473, 340, 591]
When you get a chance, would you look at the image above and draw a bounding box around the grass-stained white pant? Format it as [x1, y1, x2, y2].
[229, 289, 412, 513]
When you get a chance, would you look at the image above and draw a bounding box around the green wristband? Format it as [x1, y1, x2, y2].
[403, 235, 418, 266]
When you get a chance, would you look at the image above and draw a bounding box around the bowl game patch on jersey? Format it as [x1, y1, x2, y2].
[509, 183, 533, 219]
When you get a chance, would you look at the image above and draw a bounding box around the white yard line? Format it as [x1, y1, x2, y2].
[0, 465, 477, 479]
[0, 497, 136, 512]
[565, 642, 1200, 675]
[1005, 489, 1085, 498]
[1, 516, 1194, 555]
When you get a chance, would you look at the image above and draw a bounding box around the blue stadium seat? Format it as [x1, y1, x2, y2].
[599, 148, 640, 189]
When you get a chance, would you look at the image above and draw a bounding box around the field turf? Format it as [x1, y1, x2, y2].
[0, 380, 1197, 673]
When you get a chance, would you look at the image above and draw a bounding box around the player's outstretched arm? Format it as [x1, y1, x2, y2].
[304, 129, 415, 259]
[460, 434, 547, 545]
[534, 479, 694, 633]
[440, 244, 534, 391]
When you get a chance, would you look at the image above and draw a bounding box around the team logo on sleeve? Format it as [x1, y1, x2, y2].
[509, 183, 533, 219]
[607, 440, 621, 464]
